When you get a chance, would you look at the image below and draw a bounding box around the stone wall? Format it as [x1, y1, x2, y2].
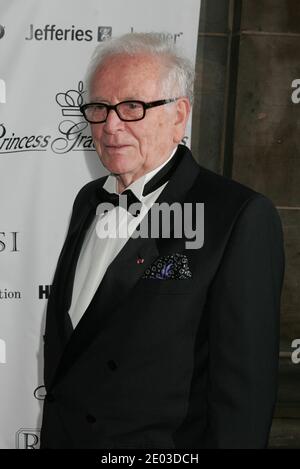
[192, 0, 300, 448]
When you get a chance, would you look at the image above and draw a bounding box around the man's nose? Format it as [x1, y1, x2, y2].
[103, 108, 124, 132]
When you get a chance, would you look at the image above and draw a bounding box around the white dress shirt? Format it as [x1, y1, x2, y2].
[69, 146, 178, 328]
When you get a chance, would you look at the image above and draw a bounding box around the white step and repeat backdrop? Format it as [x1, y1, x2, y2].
[0, 0, 201, 449]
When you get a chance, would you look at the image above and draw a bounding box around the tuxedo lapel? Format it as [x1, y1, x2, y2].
[53, 199, 98, 345]
[50, 145, 201, 388]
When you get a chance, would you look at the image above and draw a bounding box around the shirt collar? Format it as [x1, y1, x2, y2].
[103, 145, 178, 200]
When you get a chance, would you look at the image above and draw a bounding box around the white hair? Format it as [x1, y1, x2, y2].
[86, 32, 195, 104]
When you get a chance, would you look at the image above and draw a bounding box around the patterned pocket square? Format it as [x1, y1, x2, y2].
[142, 253, 192, 280]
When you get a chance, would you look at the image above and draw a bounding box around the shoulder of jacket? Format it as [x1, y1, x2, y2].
[73, 176, 107, 207]
[186, 163, 280, 225]
[192, 164, 259, 204]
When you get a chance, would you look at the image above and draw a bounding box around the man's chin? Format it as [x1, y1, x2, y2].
[101, 158, 137, 176]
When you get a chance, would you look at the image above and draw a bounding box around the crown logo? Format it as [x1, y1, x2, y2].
[55, 81, 85, 117]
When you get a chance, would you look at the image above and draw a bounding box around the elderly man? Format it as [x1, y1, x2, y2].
[40, 33, 284, 449]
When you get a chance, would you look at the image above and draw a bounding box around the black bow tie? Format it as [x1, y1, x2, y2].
[97, 187, 142, 217]
[96, 147, 182, 216]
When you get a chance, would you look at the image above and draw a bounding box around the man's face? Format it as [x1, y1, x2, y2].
[89, 54, 189, 181]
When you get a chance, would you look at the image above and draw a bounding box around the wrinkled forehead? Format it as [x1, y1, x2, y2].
[89, 53, 168, 100]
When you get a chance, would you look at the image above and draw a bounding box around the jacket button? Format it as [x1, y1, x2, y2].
[107, 360, 118, 371]
[46, 393, 55, 402]
[86, 414, 97, 424]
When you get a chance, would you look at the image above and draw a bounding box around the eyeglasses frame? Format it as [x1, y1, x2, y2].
[79, 98, 179, 123]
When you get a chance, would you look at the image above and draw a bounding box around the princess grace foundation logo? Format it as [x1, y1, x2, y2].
[52, 81, 94, 153]
[0, 81, 95, 156]
[0, 81, 189, 156]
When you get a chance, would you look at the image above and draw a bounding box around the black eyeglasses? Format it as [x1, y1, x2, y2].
[80, 98, 179, 123]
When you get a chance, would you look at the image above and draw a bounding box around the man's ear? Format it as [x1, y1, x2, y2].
[173, 98, 191, 144]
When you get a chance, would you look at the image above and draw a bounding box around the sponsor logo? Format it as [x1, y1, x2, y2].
[0, 81, 94, 155]
[0, 232, 20, 252]
[0, 124, 50, 154]
[98, 26, 112, 42]
[16, 429, 40, 449]
[0, 25, 5, 40]
[24, 24, 184, 44]
[0, 288, 21, 299]
[0, 78, 6, 103]
[0, 339, 6, 364]
[52, 81, 94, 154]
[0, 80, 188, 156]
[25, 24, 112, 42]
[39, 285, 51, 300]
[130, 27, 183, 44]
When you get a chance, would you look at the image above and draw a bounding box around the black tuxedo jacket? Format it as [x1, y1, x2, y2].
[40, 144, 284, 449]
